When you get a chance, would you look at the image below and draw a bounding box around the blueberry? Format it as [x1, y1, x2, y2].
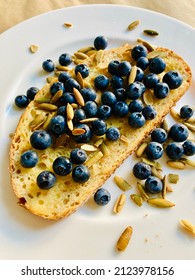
[134, 67, 144, 82]
[83, 101, 98, 117]
[30, 130, 52, 150]
[42, 59, 55, 72]
[136, 56, 149, 70]
[183, 140, 195, 156]
[15, 95, 29, 108]
[92, 119, 107, 136]
[169, 123, 189, 142]
[72, 165, 90, 183]
[73, 108, 86, 124]
[57, 105, 66, 116]
[128, 100, 144, 113]
[73, 124, 92, 143]
[48, 115, 66, 136]
[149, 57, 166, 74]
[75, 64, 89, 78]
[94, 35, 108, 50]
[80, 87, 97, 102]
[128, 112, 146, 128]
[145, 176, 163, 194]
[180, 105, 194, 120]
[114, 88, 127, 101]
[106, 127, 120, 141]
[154, 82, 170, 99]
[163, 71, 183, 89]
[58, 53, 72, 66]
[58, 72, 71, 83]
[110, 75, 123, 89]
[94, 188, 111, 206]
[53, 156, 72, 176]
[50, 82, 65, 96]
[94, 75, 109, 90]
[166, 142, 184, 160]
[113, 101, 129, 117]
[145, 142, 163, 160]
[37, 171, 56, 190]
[143, 73, 160, 89]
[117, 61, 131, 76]
[151, 128, 168, 143]
[133, 162, 151, 180]
[70, 148, 87, 164]
[20, 150, 38, 168]
[26, 87, 39, 100]
[126, 81, 146, 100]
[101, 91, 117, 107]
[131, 45, 148, 60]
[142, 105, 157, 120]
[60, 92, 76, 105]
[65, 78, 81, 92]
[108, 60, 120, 75]
[97, 104, 112, 120]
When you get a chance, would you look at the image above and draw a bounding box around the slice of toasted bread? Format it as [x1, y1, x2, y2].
[9, 44, 192, 220]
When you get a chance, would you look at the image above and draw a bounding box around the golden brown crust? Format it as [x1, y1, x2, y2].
[9, 45, 192, 220]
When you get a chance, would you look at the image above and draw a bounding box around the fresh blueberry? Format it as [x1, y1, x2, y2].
[145, 142, 164, 160]
[53, 156, 72, 176]
[128, 100, 144, 113]
[92, 119, 107, 136]
[183, 140, 195, 156]
[58, 72, 71, 83]
[166, 142, 184, 160]
[94, 75, 109, 90]
[72, 164, 90, 183]
[50, 82, 65, 96]
[136, 56, 149, 70]
[60, 92, 76, 105]
[114, 88, 127, 101]
[30, 130, 52, 150]
[144, 176, 163, 194]
[128, 112, 146, 128]
[149, 57, 166, 74]
[110, 75, 123, 89]
[117, 61, 131, 76]
[113, 101, 129, 117]
[154, 82, 170, 99]
[26, 87, 39, 100]
[108, 60, 120, 75]
[70, 148, 87, 164]
[75, 64, 89, 78]
[58, 53, 72, 66]
[169, 123, 189, 142]
[131, 45, 148, 60]
[143, 73, 160, 89]
[180, 105, 194, 120]
[80, 87, 97, 102]
[133, 162, 151, 180]
[97, 104, 112, 120]
[83, 101, 98, 117]
[151, 128, 168, 143]
[94, 35, 108, 50]
[142, 105, 157, 120]
[126, 81, 146, 100]
[73, 123, 92, 143]
[42, 59, 55, 72]
[106, 127, 120, 141]
[94, 188, 111, 206]
[73, 108, 86, 124]
[20, 150, 38, 168]
[47, 115, 66, 136]
[37, 171, 56, 190]
[162, 71, 183, 89]
[134, 67, 144, 82]
[15, 95, 29, 108]
[65, 78, 81, 92]
[101, 91, 117, 107]
[57, 105, 66, 116]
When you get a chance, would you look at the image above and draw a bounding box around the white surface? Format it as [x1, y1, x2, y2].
[0, 4, 195, 260]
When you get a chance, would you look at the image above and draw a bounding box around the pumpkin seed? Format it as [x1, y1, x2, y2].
[147, 50, 166, 59]
[184, 122, 195, 132]
[137, 182, 149, 201]
[161, 119, 169, 132]
[29, 113, 47, 131]
[137, 38, 155, 51]
[142, 157, 156, 166]
[67, 119, 74, 131]
[29, 44, 39, 53]
[168, 173, 179, 184]
[81, 144, 97, 152]
[186, 117, 195, 124]
[136, 142, 147, 157]
[130, 194, 143, 207]
[167, 160, 185, 169]
[100, 141, 110, 156]
[66, 103, 74, 120]
[77, 46, 95, 53]
[42, 112, 55, 130]
[74, 52, 89, 60]
[76, 71, 85, 88]
[114, 175, 132, 191]
[113, 194, 126, 213]
[47, 76, 58, 84]
[170, 108, 183, 122]
[37, 103, 58, 111]
[151, 166, 163, 180]
[120, 135, 130, 144]
[35, 97, 51, 104]
[127, 20, 140, 31]
[94, 138, 104, 147]
[185, 159, 195, 168]
[180, 219, 195, 235]
[147, 198, 175, 208]
[143, 29, 159, 36]
[50, 90, 63, 104]
[128, 65, 137, 84]
[80, 117, 99, 123]
[85, 151, 103, 167]
[63, 22, 73, 28]
[55, 65, 70, 71]
[143, 90, 154, 105]
[117, 226, 133, 252]
[73, 87, 85, 106]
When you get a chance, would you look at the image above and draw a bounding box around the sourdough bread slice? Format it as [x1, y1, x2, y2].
[9, 44, 192, 220]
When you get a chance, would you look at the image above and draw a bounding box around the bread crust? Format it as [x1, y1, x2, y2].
[9, 45, 192, 220]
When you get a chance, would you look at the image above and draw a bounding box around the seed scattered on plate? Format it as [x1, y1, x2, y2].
[63, 22, 73, 28]
[29, 44, 39, 53]
[116, 226, 133, 252]
[143, 29, 159, 36]
[127, 20, 140, 31]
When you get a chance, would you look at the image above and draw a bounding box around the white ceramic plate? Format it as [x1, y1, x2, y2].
[0, 5, 195, 260]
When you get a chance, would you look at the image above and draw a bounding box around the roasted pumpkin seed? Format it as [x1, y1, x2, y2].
[130, 194, 143, 207]
[114, 175, 132, 191]
[137, 182, 149, 201]
[180, 219, 195, 235]
[167, 160, 185, 169]
[127, 20, 140, 31]
[113, 194, 126, 213]
[168, 173, 179, 183]
[73, 87, 85, 106]
[85, 151, 103, 167]
[147, 198, 175, 208]
[117, 226, 133, 252]
[136, 142, 147, 157]
[143, 29, 159, 36]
